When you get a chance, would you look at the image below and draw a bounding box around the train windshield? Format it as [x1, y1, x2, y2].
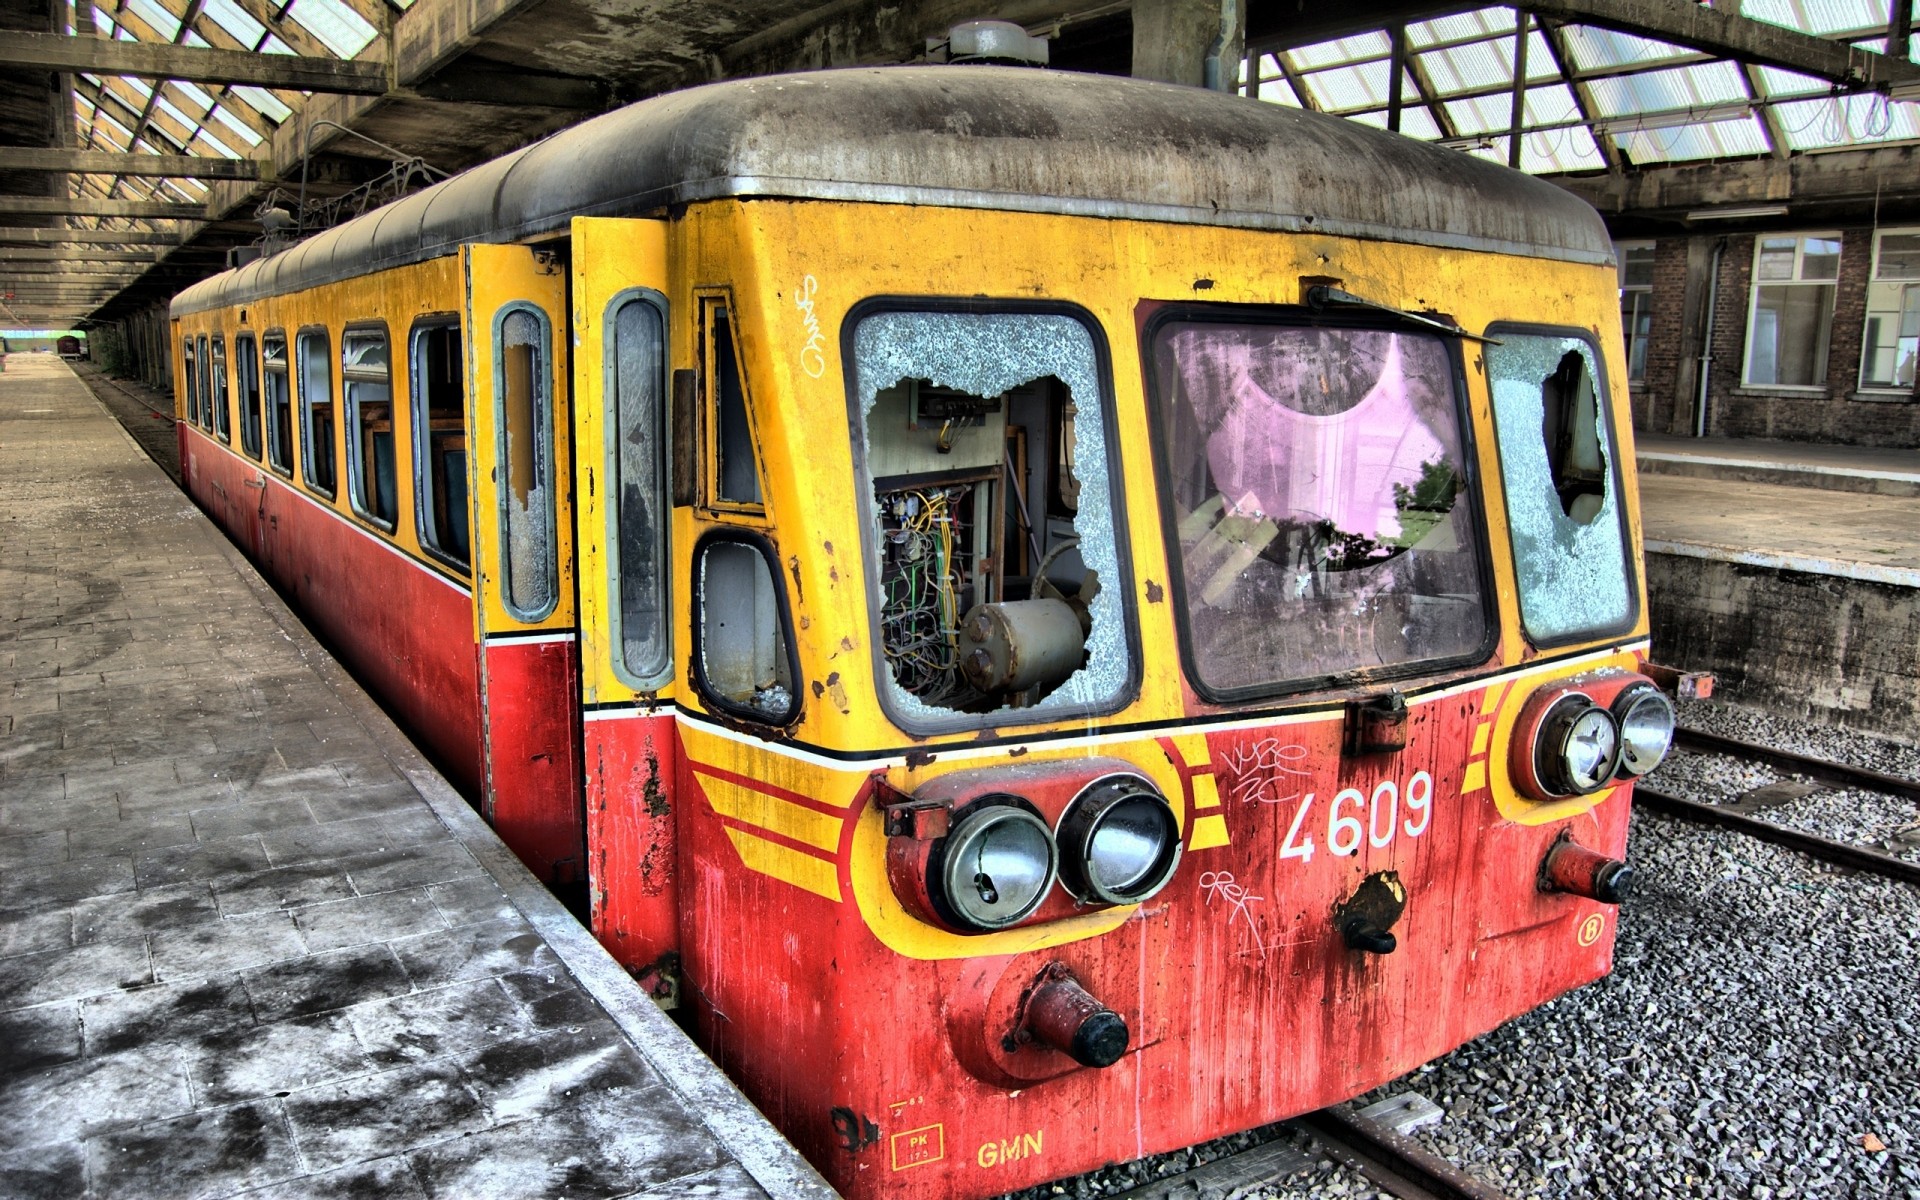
[1147, 319, 1491, 697]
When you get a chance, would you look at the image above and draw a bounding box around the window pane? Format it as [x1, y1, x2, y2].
[1747, 284, 1834, 386]
[1149, 322, 1489, 693]
[342, 330, 395, 528]
[698, 541, 793, 721]
[1756, 238, 1797, 281]
[411, 323, 468, 569]
[710, 305, 760, 505]
[851, 310, 1129, 722]
[1623, 293, 1652, 382]
[1876, 233, 1920, 281]
[1801, 237, 1841, 281]
[298, 331, 336, 496]
[1619, 242, 1655, 289]
[196, 335, 211, 430]
[612, 297, 669, 683]
[1488, 334, 1631, 642]
[236, 334, 262, 459]
[182, 340, 199, 426]
[263, 334, 292, 474]
[497, 307, 555, 619]
[1860, 283, 1920, 388]
[210, 337, 230, 441]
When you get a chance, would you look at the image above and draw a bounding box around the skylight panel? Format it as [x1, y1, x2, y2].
[123, 76, 154, 101]
[1523, 83, 1583, 127]
[209, 105, 264, 147]
[123, 0, 180, 39]
[285, 0, 379, 59]
[91, 7, 113, 33]
[1742, 0, 1884, 37]
[232, 85, 292, 123]
[260, 33, 295, 55]
[1445, 93, 1514, 137]
[1253, 72, 1302, 108]
[1753, 65, 1833, 97]
[202, 0, 266, 46]
[1613, 116, 1769, 163]
[1348, 105, 1445, 140]
[155, 95, 201, 133]
[1584, 61, 1749, 118]
[1419, 38, 1511, 95]
[1288, 31, 1391, 71]
[191, 125, 241, 159]
[1777, 92, 1920, 149]
[174, 80, 216, 113]
[184, 28, 210, 47]
[1562, 25, 1693, 72]
[1300, 60, 1394, 113]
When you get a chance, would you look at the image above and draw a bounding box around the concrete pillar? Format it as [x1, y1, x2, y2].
[1669, 236, 1716, 436]
[1132, 0, 1229, 89]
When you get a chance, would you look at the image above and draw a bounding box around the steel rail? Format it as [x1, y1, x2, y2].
[1292, 1106, 1516, 1200]
[1635, 786, 1920, 887]
[1674, 727, 1920, 803]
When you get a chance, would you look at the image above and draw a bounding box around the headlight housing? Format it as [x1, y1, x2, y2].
[1610, 683, 1676, 779]
[930, 799, 1058, 931]
[1057, 776, 1182, 905]
[1533, 693, 1622, 796]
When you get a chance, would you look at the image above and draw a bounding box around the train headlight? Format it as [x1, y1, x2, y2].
[1534, 694, 1621, 796]
[1610, 684, 1676, 779]
[934, 800, 1058, 931]
[1058, 777, 1182, 905]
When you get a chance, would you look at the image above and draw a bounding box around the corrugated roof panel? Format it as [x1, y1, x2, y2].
[1502, 125, 1606, 172]
[123, 0, 180, 39]
[1743, 0, 1885, 36]
[1301, 60, 1392, 113]
[1523, 83, 1583, 127]
[1561, 25, 1694, 71]
[1408, 8, 1514, 48]
[1255, 73, 1302, 107]
[1287, 31, 1390, 70]
[174, 80, 215, 111]
[285, 0, 378, 59]
[1613, 115, 1769, 162]
[1346, 105, 1445, 140]
[1445, 93, 1512, 135]
[210, 105, 264, 147]
[1752, 65, 1833, 97]
[183, 28, 210, 48]
[233, 84, 292, 123]
[202, 0, 266, 47]
[1420, 38, 1511, 94]
[1777, 93, 1920, 149]
[1584, 61, 1749, 118]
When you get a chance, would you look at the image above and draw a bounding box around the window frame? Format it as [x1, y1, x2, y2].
[1616, 240, 1655, 386]
[195, 333, 212, 430]
[840, 295, 1142, 734]
[1484, 320, 1641, 650]
[689, 528, 803, 727]
[234, 331, 263, 460]
[408, 314, 470, 575]
[296, 324, 338, 499]
[1140, 302, 1500, 705]
[181, 336, 200, 427]
[1741, 231, 1842, 392]
[340, 320, 398, 534]
[1857, 227, 1920, 395]
[602, 287, 674, 692]
[491, 301, 560, 623]
[698, 292, 766, 517]
[262, 329, 294, 478]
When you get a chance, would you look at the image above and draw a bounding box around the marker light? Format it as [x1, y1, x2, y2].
[1611, 683, 1677, 779]
[934, 801, 1058, 930]
[1057, 776, 1182, 905]
[1534, 694, 1622, 796]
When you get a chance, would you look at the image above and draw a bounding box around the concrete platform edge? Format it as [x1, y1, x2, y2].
[82, 386, 839, 1200]
[1644, 538, 1920, 589]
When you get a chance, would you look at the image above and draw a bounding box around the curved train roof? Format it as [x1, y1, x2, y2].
[173, 66, 1613, 317]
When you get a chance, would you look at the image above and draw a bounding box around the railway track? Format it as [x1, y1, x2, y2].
[1637, 727, 1920, 887]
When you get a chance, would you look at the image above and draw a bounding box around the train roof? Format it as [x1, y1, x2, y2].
[172, 66, 1613, 317]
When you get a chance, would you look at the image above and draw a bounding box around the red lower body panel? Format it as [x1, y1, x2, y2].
[478, 637, 586, 882]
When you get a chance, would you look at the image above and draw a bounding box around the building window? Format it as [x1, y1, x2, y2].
[1860, 230, 1920, 392]
[1743, 234, 1840, 389]
[410, 319, 469, 571]
[263, 332, 293, 476]
[1617, 241, 1654, 383]
[342, 327, 397, 530]
[297, 328, 337, 498]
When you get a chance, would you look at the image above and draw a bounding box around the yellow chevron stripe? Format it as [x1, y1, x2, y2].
[1188, 812, 1230, 850]
[1191, 772, 1222, 810]
[724, 826, 842, 901]
[698, 773, 843, 852]
[1462, 760, 1488, 794]
[1471, 721, 1491, 755]
[1480, 680, 1510, 716]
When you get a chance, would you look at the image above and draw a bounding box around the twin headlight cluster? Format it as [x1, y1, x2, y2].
[1524, 678, 1676, 799]
[887, 772, 1184, 934]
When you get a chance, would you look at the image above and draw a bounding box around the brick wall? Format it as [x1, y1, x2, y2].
[1631, 228, 1920, 447]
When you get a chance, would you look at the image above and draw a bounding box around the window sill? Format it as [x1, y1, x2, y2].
[1732, 386, 1827, 397]
[1849, 389, 1916, 404]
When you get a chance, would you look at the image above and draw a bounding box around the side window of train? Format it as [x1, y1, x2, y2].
[195, 334, 211, 430]
[235, 333, 263, 461]
[342, 325, 397, 532]
[262, 332, 293, 477]
[1484, 327, 1634, 644]
[210, 336, 231, 444]
[410, 318, 469, 572]
[297, 328, 337, 499]
[702, 298, 762, 509]
[693, 534, 798, 723]
[493, 303, 558, 621]
[181, 338, 199, 426]
[607, 291, 671, 687]
[848, 305, 1134, 728]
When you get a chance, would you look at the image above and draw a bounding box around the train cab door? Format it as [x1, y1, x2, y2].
[459, 242, 587, 886]
[566, 216, 682, 989]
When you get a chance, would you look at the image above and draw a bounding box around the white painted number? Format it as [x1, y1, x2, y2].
[1285, 770, 1433, 866]
[1368, 780, 1398, 848]
[1405, 770, 1433, 837]
[1281, 793, 1316, 864]
[1328, 788, 1365, 857]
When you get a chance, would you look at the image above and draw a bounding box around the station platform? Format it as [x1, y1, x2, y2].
[0, 355, 833, 1200]
[1633, 432, 1920, 743]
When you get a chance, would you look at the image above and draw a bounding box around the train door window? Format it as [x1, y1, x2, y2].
[493, 304, 557, 621]
[262, 332, 293, 476]
[195, 334, 211, 430]
[410, 319, 468, 571]
[694, 535, 796, 723]
[849, 306, 1132, 727]
[210, 337, 232, 443]
[297, 328, 337, 498]
[1485, 327, 1633, 644]
[235, 333, 262, 460]
[703, 300, 762, 507]
[1146, 318, 1491, 698]
[608, 292, 670, 686]
[342, 327, 397, 531]
[182, 338, 200, 426]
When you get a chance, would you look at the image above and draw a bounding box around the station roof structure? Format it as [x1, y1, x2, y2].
[4, 0, 1920, 328]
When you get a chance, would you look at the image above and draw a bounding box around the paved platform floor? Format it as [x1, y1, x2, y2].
[1637, 431, 1920, 496]
[0, 356, 833, 1199]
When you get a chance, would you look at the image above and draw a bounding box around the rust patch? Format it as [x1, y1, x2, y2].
[1145, 579, 1164, 604]
[787, 554, 804, 602]
[904, 748, 936, 770]
[831, 1106, 881, 1154]
[811, 680, 827, 699]
[825, 671, 850, 715]
[642, 752, 668, 819]
[1008, 746, 1029, 757]
[840, 636, 855, 652]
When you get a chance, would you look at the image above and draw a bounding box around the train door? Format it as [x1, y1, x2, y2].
[460, 242, 587, 884]
[566, 217, 682, 992]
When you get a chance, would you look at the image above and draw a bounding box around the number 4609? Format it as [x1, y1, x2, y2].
[1280, 770, 1434, 864]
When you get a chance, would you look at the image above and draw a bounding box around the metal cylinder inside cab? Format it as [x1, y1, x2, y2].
[959, 598, 1085, 695]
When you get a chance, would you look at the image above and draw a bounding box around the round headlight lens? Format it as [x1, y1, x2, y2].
[1535, 695, 1622, 796]
[1059, 777, 1182, 905]
[1611, 684, 1676, 778]
[936, 801, 1057, 930]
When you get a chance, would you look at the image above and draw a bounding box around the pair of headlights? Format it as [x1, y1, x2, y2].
[930, 777, 1184, 932]
[1533, 681, 1676, 796]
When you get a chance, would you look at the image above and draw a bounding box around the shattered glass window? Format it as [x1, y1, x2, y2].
[851, 310, 1131, 726]
[495, 306, 557, 621]
[698, 540, 794, 722]
[297, 329, 335, 497]
[1487, 332, 1632, 642]
[1149, 320, 1490, 695]
[342, 328, 395, 530]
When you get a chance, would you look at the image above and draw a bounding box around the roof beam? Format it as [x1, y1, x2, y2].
[0, 228, 183, 245]
[1, 32, 390, 95]
[1552, 142, 1920, 214]
[0, 147, 261, 180]
[0, 197, 207, 219]
[0, 248, 161, 262]
[1519, 0, 1920, 86]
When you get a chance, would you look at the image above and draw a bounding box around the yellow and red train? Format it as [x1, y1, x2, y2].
[170, 66, 1672, 1199]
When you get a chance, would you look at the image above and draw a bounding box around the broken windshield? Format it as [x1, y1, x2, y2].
[1147, 318, 1491, 697]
